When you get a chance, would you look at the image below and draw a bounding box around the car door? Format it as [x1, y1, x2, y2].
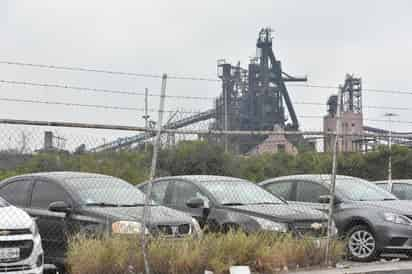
[295, 181, 329, 212]
[27, 179, 74, 264]
[166, 180, 211, 227]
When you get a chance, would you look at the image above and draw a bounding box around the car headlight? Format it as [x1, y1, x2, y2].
[254, 217, 288, 233]
[384, 213, 412, 226]
[112, 221, 146, 234]
[30, 221, 39, 237]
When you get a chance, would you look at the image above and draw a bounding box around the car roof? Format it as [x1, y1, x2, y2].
[1, 171, 116, 184]
[375, 179, 412, 185]
[155, 175, 249, 184]
[259, 174, 366, 186]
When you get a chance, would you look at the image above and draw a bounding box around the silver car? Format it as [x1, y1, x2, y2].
[260, 174, 412, 262]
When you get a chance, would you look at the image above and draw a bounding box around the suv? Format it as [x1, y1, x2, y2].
[0, 196, 44, 274]
[260, 174, 412, 261]
[0, 172, 200, 272]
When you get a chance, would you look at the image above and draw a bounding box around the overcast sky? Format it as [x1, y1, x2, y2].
[1, 0, 412, 149]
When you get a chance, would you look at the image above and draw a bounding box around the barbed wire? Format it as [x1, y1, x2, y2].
[0, 118, 411, 138]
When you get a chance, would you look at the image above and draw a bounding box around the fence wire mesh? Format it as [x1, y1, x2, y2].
[0, 121, 411, 274]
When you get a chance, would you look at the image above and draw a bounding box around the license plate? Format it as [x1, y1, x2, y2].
[0, 248, 19, 260]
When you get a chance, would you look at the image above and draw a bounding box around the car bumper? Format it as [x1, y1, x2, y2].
[375, 223, 412, 253]
[0, 234, 44, 274]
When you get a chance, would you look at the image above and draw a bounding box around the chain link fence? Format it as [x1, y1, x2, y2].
[0, 119, 410, 274]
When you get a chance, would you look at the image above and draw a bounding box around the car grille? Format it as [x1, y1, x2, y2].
[155, 224, 192, 237]
[0, 229, 31, 236]
[0, 240, 34, 263]
[292, 221, 328, 238]
[0, 264, 32, 272]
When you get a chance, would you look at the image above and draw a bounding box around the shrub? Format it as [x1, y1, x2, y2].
[66, 232, 344, 274]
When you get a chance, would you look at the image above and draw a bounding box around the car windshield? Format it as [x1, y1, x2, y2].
[0, 197, 9, 207]
[65, 176, 155, 206]
[336, 177, 397, 201]
[202, 180, 285, 205]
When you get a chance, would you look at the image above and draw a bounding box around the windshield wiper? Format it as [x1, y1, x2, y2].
[119, 203, 147, 207]
[222, 202, 245, 206]
[85, 202, 120, 207]
[250, 202, 283, 205]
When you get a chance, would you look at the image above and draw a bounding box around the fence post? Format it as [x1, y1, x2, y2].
[141, 74, 167, 274]
[325, 86, 342, 264]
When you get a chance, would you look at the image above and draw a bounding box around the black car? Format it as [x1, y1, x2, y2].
[0, 172, 199, 271]
[260, 174, 412, 261]
[375, 180, 412, 200]
[138, 175, 333, 237]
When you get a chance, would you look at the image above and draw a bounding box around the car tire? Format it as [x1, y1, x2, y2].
[346, 225, 380, 262]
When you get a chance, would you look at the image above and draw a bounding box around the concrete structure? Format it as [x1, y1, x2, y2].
[324, 75, 364, 153]
[248, 127, 298, 155]
[324, 112, 363, 152]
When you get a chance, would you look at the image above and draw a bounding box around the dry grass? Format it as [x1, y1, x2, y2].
[66, 232, 344, 274]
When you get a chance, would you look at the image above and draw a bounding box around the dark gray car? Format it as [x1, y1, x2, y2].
[138, 175, 334, 238]
[0, 172, 199, 271]
[260, 174, 412, 262]
[375, 180, 412, 200]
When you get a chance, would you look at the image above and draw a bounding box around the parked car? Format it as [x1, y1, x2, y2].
[259, 174, 412, 262]
[0, 196, 44, 274]
[0, 172, 200, 272]
[138, 175, 334, 238]
[375, 180, 412, 200]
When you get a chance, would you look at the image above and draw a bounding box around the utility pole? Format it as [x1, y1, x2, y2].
[385, 113, 398, 192]
[325, 86, 342, 265]
[142, 88, 150, 152]
[223, 75, 229, 152]
[141, 75, 167, 274]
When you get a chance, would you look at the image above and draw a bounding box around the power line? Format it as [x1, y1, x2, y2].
[0, 79, 217, 100]
[0, 61, 219, 82]
[289, 83, 412, 96]
[3, 79, 412, 112]
[0, 96, 211, 114]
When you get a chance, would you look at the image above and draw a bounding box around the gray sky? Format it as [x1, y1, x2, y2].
[1, 0, 412, 149]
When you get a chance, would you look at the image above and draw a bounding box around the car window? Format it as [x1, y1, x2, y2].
[171, 181, 209, 208]
[0, 180, 32, 207]
[31, 180, 72, 209]
[296, 181, 328, 203]
[265, 181, 294, 200]
[376, 183, 390, 192]
[392, 184, 412, 200]
[140, 180, 170, 204]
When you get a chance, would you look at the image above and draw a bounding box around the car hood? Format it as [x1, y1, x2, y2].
[0, 206, 33, 230]
[223, 204, 327, 222]
[350, 200, 412, 215]
[83, 205, 193, 225]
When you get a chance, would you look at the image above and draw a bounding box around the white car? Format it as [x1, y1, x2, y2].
[0, 196, 44, 274]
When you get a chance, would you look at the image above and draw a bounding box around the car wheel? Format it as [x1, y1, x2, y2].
[347, 225, 379, 262]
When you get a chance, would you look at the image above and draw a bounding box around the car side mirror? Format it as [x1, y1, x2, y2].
[186, 198, 205, 209]
[319, 195, 340, 205]
[49, 201, 72, 214]
[318, 195, 331, 204]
